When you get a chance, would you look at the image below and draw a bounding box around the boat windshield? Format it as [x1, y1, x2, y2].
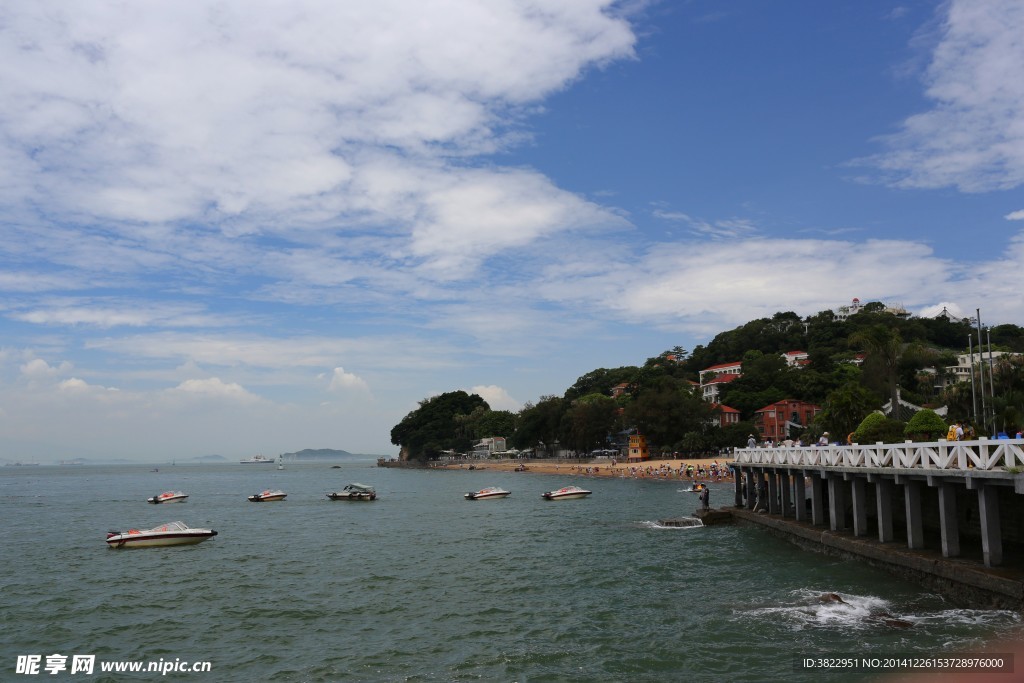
[147, 521, 188, 532]
[345, 483, 374, 492]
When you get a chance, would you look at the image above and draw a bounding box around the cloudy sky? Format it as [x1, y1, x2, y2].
[2, 0, 1023, 462]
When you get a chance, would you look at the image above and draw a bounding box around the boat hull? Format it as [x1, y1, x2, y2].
[542, 487, 592, 500]
[106, 529, 216, 548]
[465, 492, 511, 500]
[147, 495, 188, 504]
[327, 492, 376, 501]
[248, 494, 287, 502]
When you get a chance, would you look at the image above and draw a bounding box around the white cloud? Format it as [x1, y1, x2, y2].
[529, 233, 1024, 335]
[11, 299, 220, 328]
[21, 358, 72, 378]
[650, 207, 758, 238]
[87, 333, 460, 373]
[1005, 210, 1024, 221]
[469, 385, 522, 412]
[861, 0, 1024, 191]
[0, 1, 635, 235]
[918, 302, 967, 319]
[58, 377, 108, 392]
[171, 377, 260, 402]
[328, 367, 369, 392]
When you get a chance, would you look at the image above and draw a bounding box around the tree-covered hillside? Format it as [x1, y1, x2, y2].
[390, 305, 1024, 461]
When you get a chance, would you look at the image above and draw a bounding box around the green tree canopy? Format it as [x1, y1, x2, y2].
[390, 391, 489, 462]
[851, 324, 903, 413]
[562, 394, 620, 454]
[904, 409, 947, 441]
[624, 377, 712, 450]
[818, 380, 879, 440]
[512, 395, 567, 455]
[852, 412, 905, 444]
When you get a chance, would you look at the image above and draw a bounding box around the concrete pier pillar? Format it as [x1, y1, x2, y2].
[810, 473, 825, 526]
[768, 471, 780, 514]
[937, 482, 960, 558]
[850, 475, 868, 537]
[828, 477, 847, 531]
[979, 484, 1003, 567]
[746, 470, 757, 510]
[904, 480, 925, 549]
[734, 468, 744, 507]
[781, 471, 792, 518]
[874, 477, 894, 543]
[794, 473, 807, 522]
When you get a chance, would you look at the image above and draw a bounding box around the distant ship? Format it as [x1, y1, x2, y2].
[239, 454, 275, 464]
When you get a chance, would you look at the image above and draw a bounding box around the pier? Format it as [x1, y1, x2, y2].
[731, 438, 1024, 608]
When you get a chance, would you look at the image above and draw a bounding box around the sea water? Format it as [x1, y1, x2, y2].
[1, 462, 1020, 682]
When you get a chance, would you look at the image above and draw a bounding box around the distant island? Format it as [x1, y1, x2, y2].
[281, 448, 378, 461]
[189, 454, 227, 462]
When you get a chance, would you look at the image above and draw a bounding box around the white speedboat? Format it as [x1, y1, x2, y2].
[465, 486, 511, 500]
[240, 454, 275, 464]
[326, 483, 376, 501]
[106, 521, 217, 548]
[541, 485, 592, 500]
[147, 491, 188, 504]
[248, 489, 287, 502]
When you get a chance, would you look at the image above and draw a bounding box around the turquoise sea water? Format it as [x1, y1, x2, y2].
[1, 462, 1021, 682]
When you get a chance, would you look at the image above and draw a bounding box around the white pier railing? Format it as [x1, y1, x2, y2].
[734, 439, 1024, 472]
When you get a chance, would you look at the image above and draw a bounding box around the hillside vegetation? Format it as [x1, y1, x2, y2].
[392, 306, 1024, 462]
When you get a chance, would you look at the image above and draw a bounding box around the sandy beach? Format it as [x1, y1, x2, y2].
[432, 456, 735, 483]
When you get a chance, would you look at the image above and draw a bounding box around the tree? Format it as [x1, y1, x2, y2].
[818, 381, 878, 439]
[470, 409, 517, 441]
[624, 377, 712, 450]
[851, 324, 903, 414]
[562, 394, 619, 454]
[712, 421, 760, 449]
[512, 396, 567, 455]
[904, 409, 947, 441]
[390, 391, 489, 462]
[852, 412, 905, 444]
[563, 367, 638, 401]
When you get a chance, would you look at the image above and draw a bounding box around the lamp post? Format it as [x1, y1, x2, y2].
[969, 335, 978, 426]
[976, 309, 987, 435]
[987, 328, 997, 434]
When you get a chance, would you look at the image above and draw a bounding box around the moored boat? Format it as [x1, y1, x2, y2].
[147, 491, 188, 504]
[541, 485, 592, 500]
[105, 521, 217, 548]
[465, 486, 511, 500]
[248, 489, 287, 502]
[326, 483, 376, 501]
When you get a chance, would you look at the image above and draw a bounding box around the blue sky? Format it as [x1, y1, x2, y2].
[2, 0, 1023, 462]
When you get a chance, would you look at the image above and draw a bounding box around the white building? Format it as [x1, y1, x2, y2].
[472, 437, 507, 458]
[945, 351, 1021, 385]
